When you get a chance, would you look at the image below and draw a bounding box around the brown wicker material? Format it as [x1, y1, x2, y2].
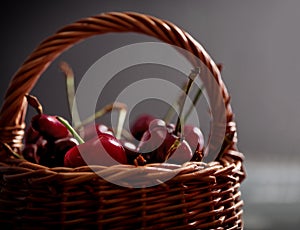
[0, 12, 245, 229]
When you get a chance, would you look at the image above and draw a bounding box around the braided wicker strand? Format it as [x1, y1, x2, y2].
[0, 12, 233, 155]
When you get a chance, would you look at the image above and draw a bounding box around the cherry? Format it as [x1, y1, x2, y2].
[26, 94, 69, 140]
[64, 133, 127, 167]
[22, 143, 39, 163]
[137, 119, 193, 164]
[130, 114, 155, 140]
[24, 125, 41, 144]
[137, 119, 168, 162]
[165, 123, 205, 161]
[47, 137, 79, 166]
[166, 139, 193, 164]
[22, 136, 48, 165]
[31, 114, 69, 140]
[22, 135, 78, 167]
[22, 95, 80, 167]
[119, 139, 140, 165]
[184, 125, 204, 161]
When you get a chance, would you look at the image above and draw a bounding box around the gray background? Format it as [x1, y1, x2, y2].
[1, 0, 300, 229]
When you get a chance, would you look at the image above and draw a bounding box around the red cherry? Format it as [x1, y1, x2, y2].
[24, 125, 41, 144]
[137, 119, 193, 164]
[156, 131, 193, 164]
[22, 143, 38, 163]
[166, 139, 193, 164]
[64, 133, 127, 167]
[31, 114, 69, 139]
[184, 125, 204, 153]
[165, 123, 205, 161]
[119, 139, 140, 165]
[130, 114, 155, 140]
[137, 121, 168, 163]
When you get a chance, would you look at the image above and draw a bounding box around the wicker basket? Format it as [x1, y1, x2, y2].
[0, 12, 246, 229]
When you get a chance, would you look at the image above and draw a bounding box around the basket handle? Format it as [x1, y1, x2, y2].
[0, 11, 237, 161]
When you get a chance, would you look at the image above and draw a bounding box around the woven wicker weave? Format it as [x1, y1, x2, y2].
[0, 12, 245, 229]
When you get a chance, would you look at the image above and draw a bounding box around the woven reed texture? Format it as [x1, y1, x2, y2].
[0, 12, 245, 229]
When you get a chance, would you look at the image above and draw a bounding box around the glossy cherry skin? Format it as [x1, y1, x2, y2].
[46, 137, 79, 167]
[137, 119, 193, 164]
[130, 114, 155, 140]
[137, 119, 168, 162]
[165, 138, 193, 164]
[64, 133, 127, 167]
[31, 114, 69, 139]
[167, 123, 205, 161]
[119, 139, 140, 165]
[184, 125, 204, 150]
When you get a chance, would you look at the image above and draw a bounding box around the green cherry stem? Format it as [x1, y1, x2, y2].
[59, 61, 82, 128]
[183, 63, 222, 123]
[1, 142, 23, 159]
[183, 85, 204, 123]
[74, 102, 127, 130]
[174, 68, 200, 136]
[56, 116, 84, 144]
[116, 108, 127, 140]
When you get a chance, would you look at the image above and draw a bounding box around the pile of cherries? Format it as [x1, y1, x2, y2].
[22, 65, 206, 168]
[22, 111, 204, 168]
[22, 95, 78, 167]
[22, 95, 204, 168]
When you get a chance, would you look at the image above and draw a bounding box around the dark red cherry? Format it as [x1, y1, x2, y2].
[64, 133, 127, 167]
[184, 125, 204, 151]
[24, 125, 41, 144]
[137, 121, 168, 163]
[165, 139, 193, 164]
[22, 143, 39, 163]
[31, 114, 69, 140]
[137, 119, 193, 164]
[29, 136, 48, 165]
[184, 125, 204, 150]
[184, 125, 204, 161]
[25, 94, 69, 140]
[155, 131, 193, 164]
[164, 123, 205, 161]
[119, 139, 140, 165]
[37, 137, 77, 168]
[130, 114, 155, 140]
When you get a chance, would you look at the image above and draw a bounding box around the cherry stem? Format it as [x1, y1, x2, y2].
[183, 63, 222, 123]
[74, 102, 127, 130]
[183, 85, 204, 123]
[121, 129, 134, 141]
[1, 142, 23, 159]
[116, 108, 127, 140]
[25, 94, 43, 115]
[164, 139, 180, 161]
[174, 68, 200, 136]
[74, 102, 127, 140]
[56, 116, 84, 144]
[59, 61, 82, 127]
